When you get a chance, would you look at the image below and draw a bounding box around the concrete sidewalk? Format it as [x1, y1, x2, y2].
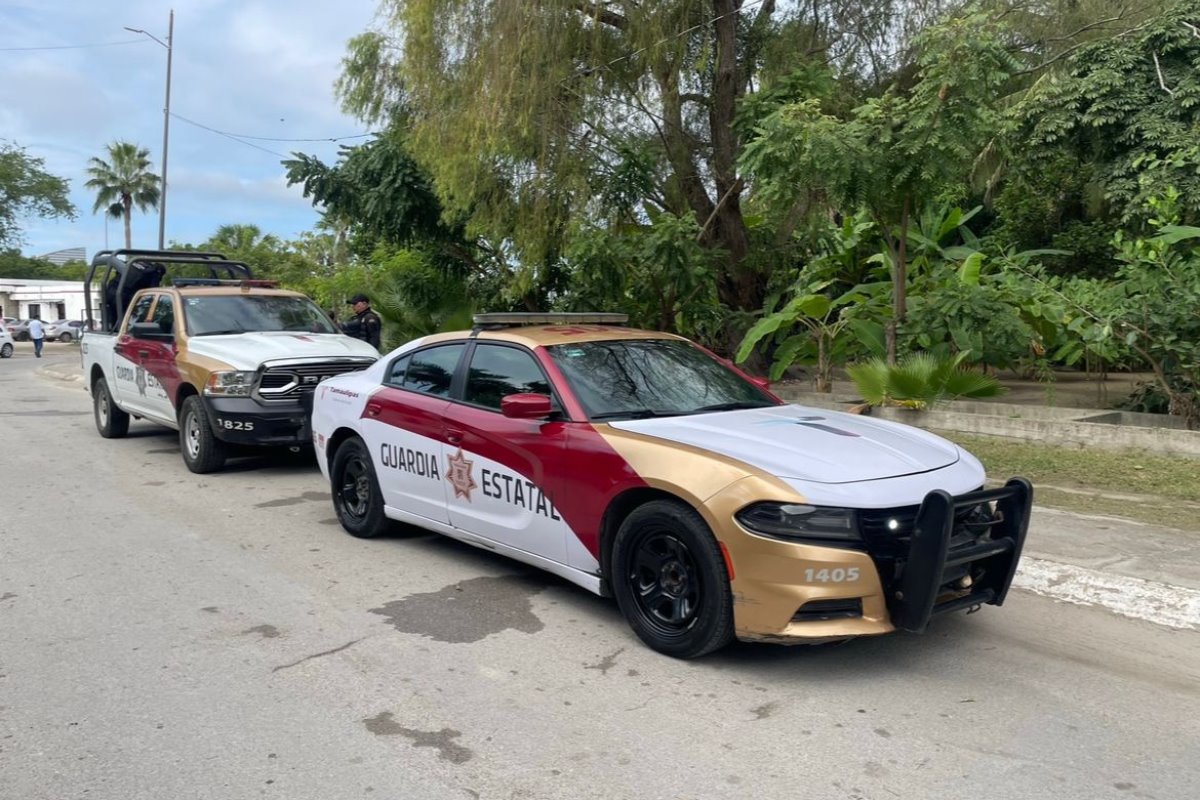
[32, 358, 1200, 631]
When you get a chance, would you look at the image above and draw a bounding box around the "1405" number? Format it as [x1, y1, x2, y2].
[804, 567, 860, 583]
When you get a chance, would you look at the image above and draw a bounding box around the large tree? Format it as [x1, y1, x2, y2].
[1011, 0, 1200, 228]
[84, 141, 160, 249]
[0, 141, 75, 247]
[337, 0, 937, 340]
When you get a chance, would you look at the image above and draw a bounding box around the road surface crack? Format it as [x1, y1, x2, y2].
[271, 637, 364, 673]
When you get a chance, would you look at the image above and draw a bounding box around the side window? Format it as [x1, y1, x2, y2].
[402, 344, 464, 397]
[464, 344, 552, 410]
[126, 294, 154, 327]
[385, 354, 411, 387]
[151, 294, 175, 335]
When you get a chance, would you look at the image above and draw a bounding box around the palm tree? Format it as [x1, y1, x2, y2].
[84, 141, 160, 249]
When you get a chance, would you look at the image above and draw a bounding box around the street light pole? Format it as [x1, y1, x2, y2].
[159, 10, 173, 250]
[124, 9, 173, 250]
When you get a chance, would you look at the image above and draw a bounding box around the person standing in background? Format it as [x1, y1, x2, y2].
[28, 318, 45, 358]
[342, 294, 382, 350]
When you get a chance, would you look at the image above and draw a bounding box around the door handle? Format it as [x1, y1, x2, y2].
[366, 402, 382, 417]
[137, 349, 150, 359]
[446, 428, 464, 445]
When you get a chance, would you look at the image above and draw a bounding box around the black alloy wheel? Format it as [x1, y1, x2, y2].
[331, 437, 387, 538]
[611, 500, 734, 659]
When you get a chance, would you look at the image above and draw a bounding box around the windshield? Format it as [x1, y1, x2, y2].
[546, 339, 778, 421]
[183, 295, 337, 336]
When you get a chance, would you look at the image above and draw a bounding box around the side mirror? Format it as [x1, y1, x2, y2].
[501, 393, 554, 420]
[129, 321, 170, 339]
[749, 376, 771, 390]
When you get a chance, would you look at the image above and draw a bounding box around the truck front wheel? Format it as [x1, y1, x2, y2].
[179, 395, 227, 473]
[93, 377, 130, 438]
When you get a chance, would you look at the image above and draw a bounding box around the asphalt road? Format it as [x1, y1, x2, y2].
[2, 345, 1198, 800]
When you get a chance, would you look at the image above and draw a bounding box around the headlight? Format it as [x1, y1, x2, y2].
[204, 370, 255, 397]
[736, 502, 860, 543]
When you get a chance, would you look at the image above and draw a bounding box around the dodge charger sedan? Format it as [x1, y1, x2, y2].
[311, 313, 1031, 658]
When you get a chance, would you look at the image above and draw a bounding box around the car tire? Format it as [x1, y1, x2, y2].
[0, 343, 11, 358]
[331, 437, 388, 539]
[179, 395, 227, 474]
[611, 499, 735, 659]
[93, 377, 130, 438]
[59, 333, 72, 343]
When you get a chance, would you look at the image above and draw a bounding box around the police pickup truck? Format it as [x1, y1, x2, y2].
[81, 249, 378, 473]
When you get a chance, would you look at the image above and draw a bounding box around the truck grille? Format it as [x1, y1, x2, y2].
[255, 359, 375, 401]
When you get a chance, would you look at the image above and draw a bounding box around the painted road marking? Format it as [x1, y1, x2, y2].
[1014, 557, 1200, 631]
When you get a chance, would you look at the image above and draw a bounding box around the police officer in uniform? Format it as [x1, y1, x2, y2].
[342, 293, 382, 350]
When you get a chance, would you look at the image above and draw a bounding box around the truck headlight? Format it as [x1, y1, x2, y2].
[736, 503, 860, 543]
[204, 371, 255, 397]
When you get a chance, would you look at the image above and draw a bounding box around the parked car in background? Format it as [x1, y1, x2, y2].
[6, 320, 31, 341]
[43, 319, 86, 342]
[1, 327, 13, 358]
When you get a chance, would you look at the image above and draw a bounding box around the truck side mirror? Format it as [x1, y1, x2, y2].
[129, 321, 170, 339]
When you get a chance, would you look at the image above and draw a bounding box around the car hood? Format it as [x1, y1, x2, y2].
[186, 332, 379, 370]
[607, 404, 959, 484]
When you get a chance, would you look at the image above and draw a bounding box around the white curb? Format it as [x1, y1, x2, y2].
[1014, 557, 1200, 631]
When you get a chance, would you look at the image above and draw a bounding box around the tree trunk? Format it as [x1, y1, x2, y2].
[123, 194, 133, 249]
[886, 196, 912, 365]
[816, 334, 831, 393]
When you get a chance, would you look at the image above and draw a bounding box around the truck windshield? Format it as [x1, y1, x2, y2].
[183, 295, 337, 336]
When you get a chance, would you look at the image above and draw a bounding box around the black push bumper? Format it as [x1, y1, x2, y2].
[890, 478, 1033, 633]
[202, 394, 314, 447]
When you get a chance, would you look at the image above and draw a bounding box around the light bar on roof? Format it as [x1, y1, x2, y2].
[473, 312, 629, 326]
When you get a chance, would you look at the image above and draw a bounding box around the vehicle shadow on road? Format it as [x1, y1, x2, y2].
[356, 524, 988, 678]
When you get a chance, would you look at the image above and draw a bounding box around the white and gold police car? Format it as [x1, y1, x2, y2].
[311, 313, 1031, 658]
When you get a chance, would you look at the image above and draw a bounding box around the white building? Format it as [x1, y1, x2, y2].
[0, 279, 97, 322]
[38, 247, 87, 266]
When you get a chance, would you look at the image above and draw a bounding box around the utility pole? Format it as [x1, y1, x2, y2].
[125, 9, 173, 249]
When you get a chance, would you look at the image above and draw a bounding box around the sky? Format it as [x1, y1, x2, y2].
[1, 0, 381, 258]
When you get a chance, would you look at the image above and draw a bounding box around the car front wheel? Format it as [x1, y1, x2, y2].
[331, 437, 388, 538]
[179, 396, 227, 473]
[611, 499, 735, 659]
[0, 342, 11, 358]
[93, 377, 130, 438]
[59, 333, 73, 342]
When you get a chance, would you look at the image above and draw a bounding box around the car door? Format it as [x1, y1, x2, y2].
[443, 341, 570, 564]
[358, 342, 466, 525]
[136, 293, 183, 424]
[111, 294, 156, 415]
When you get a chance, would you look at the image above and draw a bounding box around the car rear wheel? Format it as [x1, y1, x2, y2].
[331, 437, 388, 538]
[0, 342, 11, 358]
[93, 377, 130, 438]
[179, 395, 227, 473]
[59, 333, 72, 342]
[611, 499, 735, 659]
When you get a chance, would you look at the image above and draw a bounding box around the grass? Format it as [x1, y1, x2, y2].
[940, 432, 1200, 531]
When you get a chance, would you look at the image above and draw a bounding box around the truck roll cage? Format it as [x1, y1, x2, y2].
[84, 249, 254, 333]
